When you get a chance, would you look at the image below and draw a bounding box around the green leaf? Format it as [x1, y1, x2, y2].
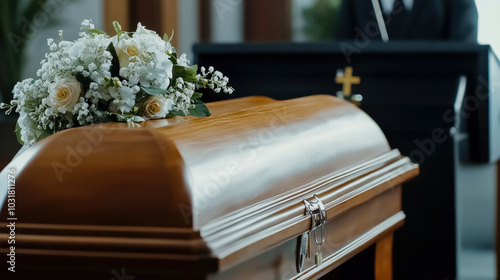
[173, 65, 198, 80]
[14, 122, 24, 146]
[140, 86, 168, 96]
[135, 90, 148, 104]
[169, 52, 178, 65]
[193, 80, 207, 88]
[167, 109, 185, 117]
[61, 112, 73, 123]
[188, 99, 211, 117]
[106, 42, 120, 77]
[88, 28, 107, 35]
[113, 21, 123, 39]
[131, 105, 140, 115]
[75, 72, 92, 93]
[163, 29, 174, 43]
[36, 129, 52, 143]
[192, 92, 203, 100]
[119, 113, 136, 118]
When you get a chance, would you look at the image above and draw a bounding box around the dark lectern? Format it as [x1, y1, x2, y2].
[194, 42, 500, 280]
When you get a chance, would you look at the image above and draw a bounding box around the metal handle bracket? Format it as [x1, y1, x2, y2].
[303, 194, 327, 245]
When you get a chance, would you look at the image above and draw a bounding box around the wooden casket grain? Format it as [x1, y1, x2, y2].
[0, 95, 418, 279]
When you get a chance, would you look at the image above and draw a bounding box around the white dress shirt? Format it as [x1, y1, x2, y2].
[380, 0, 414, 14]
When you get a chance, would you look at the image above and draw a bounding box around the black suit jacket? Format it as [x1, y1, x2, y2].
[336, 0, 478, 41]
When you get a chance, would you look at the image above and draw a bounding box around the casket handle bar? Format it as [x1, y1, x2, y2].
[297, 194, 327, 273]
[303, 194, 327, 245]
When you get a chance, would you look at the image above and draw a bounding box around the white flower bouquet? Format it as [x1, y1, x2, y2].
[1, 19, 233, 147]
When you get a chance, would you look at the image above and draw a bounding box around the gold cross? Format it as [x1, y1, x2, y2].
[335, 67, 360, 97]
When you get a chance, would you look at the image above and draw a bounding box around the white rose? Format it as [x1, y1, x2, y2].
[114, 38, 143, 68]
[141, 95, 172, 119]
[65, 40, 82, 58]
[18, 111, 42, 146]
[135, 23, 155, 35]
[132, 23, 166, 54]
[48, 77, 82, 113]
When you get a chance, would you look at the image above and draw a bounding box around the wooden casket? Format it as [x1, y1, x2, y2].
[0, 95, 418, 279]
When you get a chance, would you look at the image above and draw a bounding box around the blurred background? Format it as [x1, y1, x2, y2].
[2, 0, 499, 164]
[2, 0, 499, 107]
[0, 1, 498, 279]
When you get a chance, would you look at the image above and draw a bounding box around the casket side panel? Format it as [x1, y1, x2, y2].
[201, 150, 418, 272]
[0, 128, 193, 229]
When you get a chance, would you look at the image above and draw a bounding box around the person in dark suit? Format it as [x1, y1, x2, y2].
[336, 0, 478, 41]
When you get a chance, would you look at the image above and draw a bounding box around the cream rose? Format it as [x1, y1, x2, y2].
[142, 95, 172, 119]
[48, 77, 82, 113]
[115, 39, 142, 68]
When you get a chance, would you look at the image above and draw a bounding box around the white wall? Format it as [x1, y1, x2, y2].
[291, 0, 314, 42]
[476, 0, 500, 55]
[210, 0, 244, 42]
[178, 0, 199, 59]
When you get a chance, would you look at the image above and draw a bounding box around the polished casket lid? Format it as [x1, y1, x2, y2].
[0, 95, 417, 274]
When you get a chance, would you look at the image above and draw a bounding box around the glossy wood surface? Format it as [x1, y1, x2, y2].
[1, 95, 390, 229]
[0, 95, 419, 279]
[375, 233, 394, 280]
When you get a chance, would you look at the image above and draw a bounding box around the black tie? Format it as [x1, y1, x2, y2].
[386, 0, 409, 39]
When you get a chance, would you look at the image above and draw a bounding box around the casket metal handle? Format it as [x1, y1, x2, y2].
[303, 194, 327, 245]
[296, 194, 327, 273]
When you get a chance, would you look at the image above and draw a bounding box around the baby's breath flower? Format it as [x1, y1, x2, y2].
[4, 18, 232, 147]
